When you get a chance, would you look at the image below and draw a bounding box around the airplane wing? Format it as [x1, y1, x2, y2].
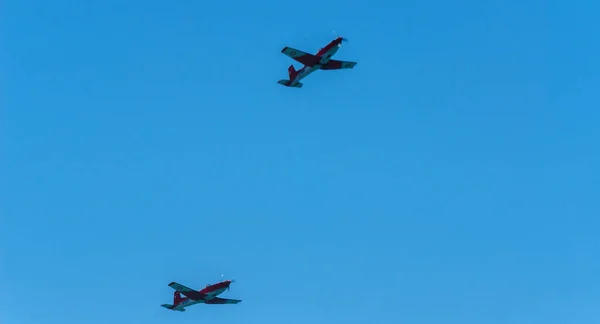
[168, 282, 195, 293]
[168, 282, 206, 300]
[281, 47, 321, 66]
[321, 59, 357, 70]
[206, 297, 242, 304]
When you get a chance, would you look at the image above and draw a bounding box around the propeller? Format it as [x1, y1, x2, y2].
[227, 279, 236, 291]
[220, 274, 235, 290]
[332, 29, 348, 43]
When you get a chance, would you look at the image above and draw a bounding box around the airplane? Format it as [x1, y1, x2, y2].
[278, 36, 357, 88]
[161, 279, 242, 312]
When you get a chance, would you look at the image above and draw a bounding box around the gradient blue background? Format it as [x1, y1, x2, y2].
[2, 0, 599, 323]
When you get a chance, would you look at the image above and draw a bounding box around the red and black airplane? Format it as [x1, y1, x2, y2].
[161, 279, 241, 312]
[278, 36, 357, 88]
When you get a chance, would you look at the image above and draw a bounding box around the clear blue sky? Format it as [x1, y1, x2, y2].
[2, 0, 600, 323]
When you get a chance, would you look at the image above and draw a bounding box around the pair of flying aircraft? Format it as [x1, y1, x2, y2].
[277, 36, 357, 88]
[161, 279, 242, 312]
[161, 37, 355, 313]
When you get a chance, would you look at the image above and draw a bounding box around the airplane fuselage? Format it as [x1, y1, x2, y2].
[289, 43, 341, 86]
[170, 283, 229, 311]
[171, 296, 202, 311]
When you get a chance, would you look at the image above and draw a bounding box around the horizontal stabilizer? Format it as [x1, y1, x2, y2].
[277, 79, 303, 88]
[161, 304, 185, 312]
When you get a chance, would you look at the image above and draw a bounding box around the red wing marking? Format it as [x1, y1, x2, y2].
[180, 291, 206, 300]
[321, 59, 357, 70]
[281, 47, 321, 66]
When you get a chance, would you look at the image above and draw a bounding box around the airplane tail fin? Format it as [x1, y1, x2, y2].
[173, 291, 184, 305]
[277, 79, 303, 88]
[288, 64, 298, 79]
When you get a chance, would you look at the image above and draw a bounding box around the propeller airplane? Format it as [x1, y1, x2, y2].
[278, 36, 357, 88]
[161, 279, 242, 312]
